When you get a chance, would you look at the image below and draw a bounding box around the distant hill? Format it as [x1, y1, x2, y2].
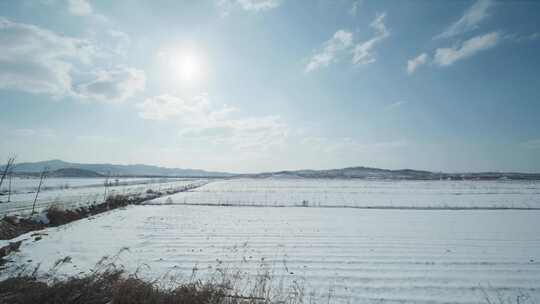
[47, 168, 104, 178]
[245, 166, 540, 180]
[5, 160, 234, 177]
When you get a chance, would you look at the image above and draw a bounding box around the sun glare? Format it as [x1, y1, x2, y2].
[169, 49, 204, 86]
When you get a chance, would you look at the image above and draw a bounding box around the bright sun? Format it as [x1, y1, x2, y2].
[169, 49, 204, 86]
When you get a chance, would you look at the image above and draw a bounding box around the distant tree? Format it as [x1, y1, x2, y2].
[31, 166, 48, 215]
[7, 170, 13, 203]
[103, 172, 111, 203]
[0, 156, 16, 191]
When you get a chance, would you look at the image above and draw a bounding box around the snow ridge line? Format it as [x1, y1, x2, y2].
[142, 201, 540, 211]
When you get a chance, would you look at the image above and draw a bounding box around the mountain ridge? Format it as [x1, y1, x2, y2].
[4, 159, 234, 177]
[3, 160, 540, 180]
[244, 166, 540, 180]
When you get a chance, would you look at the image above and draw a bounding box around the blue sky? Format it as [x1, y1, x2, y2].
[0, 0, 539, 173]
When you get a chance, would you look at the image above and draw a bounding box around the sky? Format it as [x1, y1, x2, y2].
[0, 0, 539, 173]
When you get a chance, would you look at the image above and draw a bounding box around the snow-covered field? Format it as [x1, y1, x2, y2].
[2, 178, 540, 303]
[3, 204, 539, 303]
[0, 177, 207, 216]
[0, 177, 169, 194]
[150, 178, 540, 209]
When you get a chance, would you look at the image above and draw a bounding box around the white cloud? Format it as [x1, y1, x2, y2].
[433, 31, 499, 66]
[137, 95, 190, 121]
[305, 30, 353, 72]
[180, 116, 288, 151]
[305, 13, 389, 72]
[137, 94, 234, 123]
[217, 0, 282, 16]
[237, 0, 282, 11]
[0, 17, 95, 97]
[0, 18, 144, 102]
[435, 0, 493, 39]
[138, 94, 288, 152]
[352, 13, 389, 65]
[75, 67, 146, 103]
[407, 53, 428, 74]
[67, 0, 92, 16]
[106, 30, 131, 57]
[66, 0, 109, 25]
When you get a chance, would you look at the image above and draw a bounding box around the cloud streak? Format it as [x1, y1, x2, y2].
[407, 53, 428, 74]
[352, 13, 389, 65]
[407, 32, 499, 74]
[305, 30, 353, 72]
[305, 13, 388, 72]
[433, 31, 499, 66]
[435, 0, 494, 39]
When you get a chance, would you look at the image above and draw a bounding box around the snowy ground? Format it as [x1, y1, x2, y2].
[150, 178, 540, 209]
[2, 178, 539, 303]
[0, 177, 170, 194]
[3, 204, 539, 304]
[0, 177, 208, 216]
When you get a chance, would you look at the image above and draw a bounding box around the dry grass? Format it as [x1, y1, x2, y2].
[0, 253, 534, 304]
[0, 262, 275, 304]
[0, 252, 312, 304]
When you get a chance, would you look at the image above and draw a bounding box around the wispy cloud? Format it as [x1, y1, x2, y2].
[75, 66, 146, 103]
[217, 0, 282, 16]
[305, 30, 353, 72]
[180, 116, 289, 152]
[305, 13, 388, 72]
[137, 94, 234, 122]
[434, 31, 499, 66]
[407, 52, 428, 75]
[504, 32, 540, 43]
[384, 100, 408, 111]
[435, 0, 494, 39]
[137, 94, 288, 152]
[66, 0, 108, 23]
[237, 0, 282, 11]
[352, 13, 389, 65]
[67, 0, 92, 16]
